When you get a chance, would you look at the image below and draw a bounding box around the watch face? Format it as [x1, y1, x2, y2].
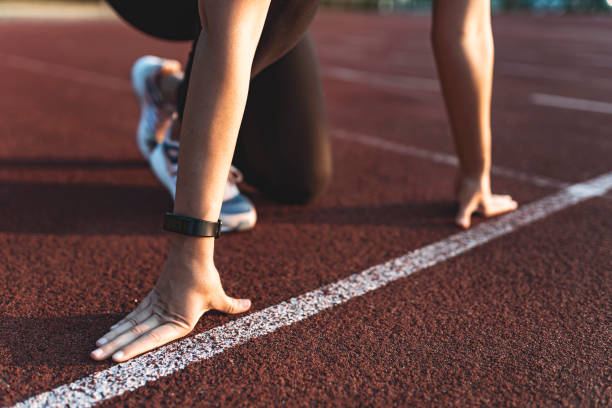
[163, 214, 221, 238]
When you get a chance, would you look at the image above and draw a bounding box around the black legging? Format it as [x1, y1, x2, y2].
[107, 0, 331, 204]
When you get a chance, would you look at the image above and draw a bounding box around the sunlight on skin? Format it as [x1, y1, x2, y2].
[91, 254, 251, 362]
[91, 0, 269, 363]
[455, 177, 518, 229]
[431, 0, 518, 228]
[92, 0, 519, 363]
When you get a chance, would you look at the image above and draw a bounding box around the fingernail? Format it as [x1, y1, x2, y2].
[112, 351, 124, 362]
[240, 299, 251, 309]
[96, 338, 107, 346]
[91, 349, 104, 359]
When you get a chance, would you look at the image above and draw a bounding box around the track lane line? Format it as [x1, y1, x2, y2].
[0, 53, 573, 190]
[10, 171, 612, 408]
[531, 93, 612, 115]
[321, 66, 440, 93]
[5, 51, 612, 118]
[0, 52, 440, 95]
[0, 52, 131, 92]
[333, 129, 568, 190]
[496, 62, 612, 90]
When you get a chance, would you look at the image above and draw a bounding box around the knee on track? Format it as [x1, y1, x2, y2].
[266, 160, 332, 205]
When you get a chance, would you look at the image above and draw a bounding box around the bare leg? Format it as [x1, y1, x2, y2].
[234, 34, 331, 204]
[432, 0, 517, 229]
[154, 34, 330, 203]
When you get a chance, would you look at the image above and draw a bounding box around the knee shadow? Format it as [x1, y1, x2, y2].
[248, 191, 457, 229]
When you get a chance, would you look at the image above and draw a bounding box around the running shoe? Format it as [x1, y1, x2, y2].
[149, 139, 257, 232]
[131, 55, 177, 159]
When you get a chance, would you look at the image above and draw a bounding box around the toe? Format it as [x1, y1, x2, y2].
[482, 195, 518, 217]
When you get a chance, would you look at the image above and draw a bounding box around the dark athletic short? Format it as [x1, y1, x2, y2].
[106, 0, 318, 72]
[106, 0, 331, 204]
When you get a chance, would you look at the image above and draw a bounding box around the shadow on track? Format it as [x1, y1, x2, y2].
[0, 179, 460, 234]
[0, 158, 148, 170]
[0, 181, 171, 235]
[251, 193, 458, 229]
[0, 310, 244, 371]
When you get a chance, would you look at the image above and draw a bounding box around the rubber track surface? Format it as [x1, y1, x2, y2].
[1, 12, 611, 407]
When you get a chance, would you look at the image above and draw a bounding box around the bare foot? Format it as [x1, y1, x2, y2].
[91, 237, 251, 362]
[455, 176, 518, 229]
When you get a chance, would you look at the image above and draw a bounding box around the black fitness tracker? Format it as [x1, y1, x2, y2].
[163, 213, 222, 238]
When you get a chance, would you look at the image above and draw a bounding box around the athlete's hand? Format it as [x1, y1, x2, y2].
[455, 175, 518, 229]
[91, 238, 251, 362]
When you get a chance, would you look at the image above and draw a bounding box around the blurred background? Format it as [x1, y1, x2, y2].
[322, 0, 612, 12]
[0, 0, 611, 13]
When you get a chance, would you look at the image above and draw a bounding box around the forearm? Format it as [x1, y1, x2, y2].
[174, 34, 253, 221]
[92, 1, 272, 362]
[171, 1, 270, 256]
[431, 0, 494, 178]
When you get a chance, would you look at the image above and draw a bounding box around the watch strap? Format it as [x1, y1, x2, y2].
[163, 213, 222, 238]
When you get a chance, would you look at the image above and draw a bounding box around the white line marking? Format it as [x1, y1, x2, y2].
[497, 61, 583, 81]
[576, 52, 612, 69]
[531, 93, 612, 115]
[0, 52, 574, 190]
[0, 52, 440, 96]
[333, 129, 568, 190]
[323, 63, 612, 94]
[1, 54, 598, 192]
[389, 51, 435, 69]
[9, 50, 610, 120]
[342, 34, 385, 47]
[11, 171, 612, 408]
[0, 53, 131, 92]
[322, 66, 440, 93]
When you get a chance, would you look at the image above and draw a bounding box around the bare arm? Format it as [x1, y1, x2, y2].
[175, 1, 270, 222]
[431, 0, 516, 228]
[91, 0, 271, 362]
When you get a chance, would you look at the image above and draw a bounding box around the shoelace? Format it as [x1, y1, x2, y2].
[145, 74, 164, 107]
[228, 166, 244, 185]
[144, 74, 174, 135]
[163, 143, 243, 185]
[162, 141, 180, 167]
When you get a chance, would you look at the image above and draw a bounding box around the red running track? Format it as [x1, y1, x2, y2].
[1, 11, 611, 407]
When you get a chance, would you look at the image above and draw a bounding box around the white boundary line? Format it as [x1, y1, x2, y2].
[496, 62, 612, 90]
[576, 52, 612, 69]
[0, 52, 570, 190]
[333, 129, 568, 190]
[4, 51, 612, 118]
[0, 51, 440, 97]
[0, 53, 131, 92]
[531, 93, 612, 115]
[322, 66, 440, 93]
[1, 52, 603, 193]
[11, 171, 612, 408]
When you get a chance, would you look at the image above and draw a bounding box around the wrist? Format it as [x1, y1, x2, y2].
[168, 234, 215, 266]
[164, 212, 222, 238]
[459, 164, 490, 183]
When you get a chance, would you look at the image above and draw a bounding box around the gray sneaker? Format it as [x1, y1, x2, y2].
[131, 55, 176, 159]
[149, 138, 257, 232]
